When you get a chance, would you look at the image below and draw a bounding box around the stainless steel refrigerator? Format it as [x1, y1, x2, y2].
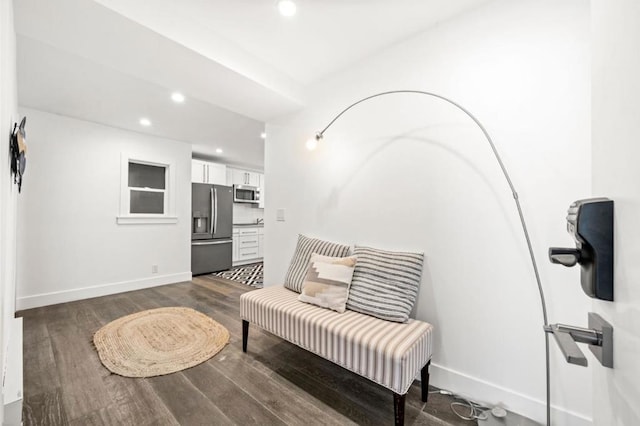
[191, 183, 233, 275]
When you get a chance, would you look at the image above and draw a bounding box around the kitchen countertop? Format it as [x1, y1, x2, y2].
[233, 223, 264, 227]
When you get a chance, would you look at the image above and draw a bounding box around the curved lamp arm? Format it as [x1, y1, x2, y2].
[314, 90, 551, 425]
[315, 90, 547, 324]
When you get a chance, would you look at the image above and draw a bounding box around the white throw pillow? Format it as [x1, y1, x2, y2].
[298, 253, 357, 313]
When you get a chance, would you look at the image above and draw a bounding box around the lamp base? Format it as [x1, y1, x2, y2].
[477, 408, 539, 426]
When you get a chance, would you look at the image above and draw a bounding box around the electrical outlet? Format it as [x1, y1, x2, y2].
[276, 208, 285, 221]
[151, 265, 158, 274]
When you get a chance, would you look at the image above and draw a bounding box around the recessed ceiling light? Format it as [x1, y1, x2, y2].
[171, 92, 185, 103]
[260, 132, 267, 139]
[139, 118, 151, 127]
[278, 0, 296, 17]
[216, 148, 223, 154]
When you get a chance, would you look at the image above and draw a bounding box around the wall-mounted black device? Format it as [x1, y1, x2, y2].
[549, 198, 614, 301]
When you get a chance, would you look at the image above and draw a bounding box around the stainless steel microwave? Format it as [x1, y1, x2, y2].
[233, 185, 260, 204]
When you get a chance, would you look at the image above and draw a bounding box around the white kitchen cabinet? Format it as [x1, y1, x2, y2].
[232, 225, 264, 265]
[238, 227, 260, 237]
[192, 160, 226, 185]
[232, 228, 240, 263]
[228, 168, 260, 187]
[258, 234, 264, 258]
[192, 160, 205, 183]
[237, 233, 260, 263]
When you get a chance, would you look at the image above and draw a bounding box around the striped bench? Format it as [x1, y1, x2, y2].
[240, 285, 433, 426]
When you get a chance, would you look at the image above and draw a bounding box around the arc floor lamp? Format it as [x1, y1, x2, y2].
[310, 90, 551, 425]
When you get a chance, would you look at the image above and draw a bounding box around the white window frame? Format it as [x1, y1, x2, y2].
[117, 153, 178, 225]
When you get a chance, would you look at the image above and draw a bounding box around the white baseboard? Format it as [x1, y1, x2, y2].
[16, 272, 192, 310]
[429, 363, 592, 426]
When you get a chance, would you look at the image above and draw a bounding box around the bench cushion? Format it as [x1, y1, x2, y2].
[240, 286, 433, 395]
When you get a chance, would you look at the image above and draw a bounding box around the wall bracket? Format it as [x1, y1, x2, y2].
[544, 312, 613, 368]
[588, 312, 614, 368]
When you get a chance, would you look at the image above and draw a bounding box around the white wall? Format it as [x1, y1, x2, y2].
[265, 1, 592, 424]
[591, 1, 640, 425]
[233, 203, 263, 224]
[0, 0, 18, 421]
[16, 108, 192, 310]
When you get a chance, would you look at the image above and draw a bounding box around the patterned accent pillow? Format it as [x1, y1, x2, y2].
[284, 235, 351, 293]
[346, 246, 424, 322]
[298, 253, 357, 313]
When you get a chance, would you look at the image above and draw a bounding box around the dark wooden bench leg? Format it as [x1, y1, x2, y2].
[394, 360, 430, 425]
[421, 360, 431, 402]
[242, 320, 249, 353]
[393, 392, 405, 426]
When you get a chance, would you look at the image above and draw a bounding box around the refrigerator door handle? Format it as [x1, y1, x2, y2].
[192, 239, 232, 246]
[210, 187, 214, 235]
[213, 187, 218, 235]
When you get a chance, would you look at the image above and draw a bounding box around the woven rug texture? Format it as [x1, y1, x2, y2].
[214, 262, 263, 287]
[93, 307, 229, 378]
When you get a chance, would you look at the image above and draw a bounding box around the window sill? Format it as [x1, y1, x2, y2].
[116, 216, 178, 225]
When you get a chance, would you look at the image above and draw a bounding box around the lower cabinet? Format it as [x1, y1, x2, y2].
[232, 233, 239, 263]
[232, 226, 263, 266]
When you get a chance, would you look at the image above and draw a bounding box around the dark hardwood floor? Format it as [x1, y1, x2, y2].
[19, 276, 473, 425]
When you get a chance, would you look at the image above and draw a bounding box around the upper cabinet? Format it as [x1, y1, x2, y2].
[225, 167, 265, 208]
[192, 160, 226, 185]
[228, 168, 260, 187]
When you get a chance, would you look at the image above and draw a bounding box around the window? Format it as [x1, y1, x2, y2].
[118, 153, 177, 224]
[128, 162, 166, 214]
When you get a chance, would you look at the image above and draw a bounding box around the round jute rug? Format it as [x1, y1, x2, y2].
[93, 307, 229, 378]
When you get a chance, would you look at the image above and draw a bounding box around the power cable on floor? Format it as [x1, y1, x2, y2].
[429, 389, 492, 421]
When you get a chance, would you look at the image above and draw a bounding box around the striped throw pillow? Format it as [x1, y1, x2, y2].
[346, 246, 424, 322]
[284, 235, 351, 293]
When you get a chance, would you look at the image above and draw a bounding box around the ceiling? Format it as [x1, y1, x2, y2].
[14, 0, 492, 170]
